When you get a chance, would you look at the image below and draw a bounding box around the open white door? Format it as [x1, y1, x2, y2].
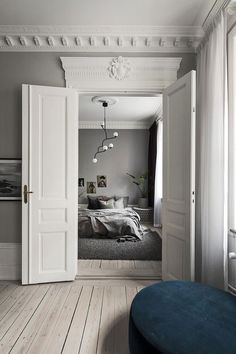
[22, 85, 78, 284]
[162, 71, 196, 281]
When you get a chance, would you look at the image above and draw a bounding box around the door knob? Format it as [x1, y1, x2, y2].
[23, 185, 34, 204]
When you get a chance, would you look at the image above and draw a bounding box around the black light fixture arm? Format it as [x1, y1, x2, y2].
[92, 101, 118, 162]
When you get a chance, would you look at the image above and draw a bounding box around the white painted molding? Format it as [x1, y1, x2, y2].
[0, 243, 21, 280]
[79, 120, 151, 130]
[0, 25, 203, 53]
[61, 56, 182, 93]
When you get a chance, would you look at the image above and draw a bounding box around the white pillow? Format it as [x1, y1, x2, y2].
[114, 198, 125, 209]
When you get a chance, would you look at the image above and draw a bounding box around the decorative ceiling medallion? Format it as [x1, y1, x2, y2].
[108, 56, 131, 81]
[92, 96, 118, 106]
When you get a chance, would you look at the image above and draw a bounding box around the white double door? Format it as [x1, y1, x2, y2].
[22, 85, 78, 284]
[22, 70, 196, 284]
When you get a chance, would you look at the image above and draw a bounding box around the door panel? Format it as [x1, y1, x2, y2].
[22, 85, 78, 284]
[162, 71, 196, 281]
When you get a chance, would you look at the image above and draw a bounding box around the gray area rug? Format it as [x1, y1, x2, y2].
[78, 231, 162, 260]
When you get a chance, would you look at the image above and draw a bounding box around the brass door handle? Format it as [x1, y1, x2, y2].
[23, 185, 34, 204]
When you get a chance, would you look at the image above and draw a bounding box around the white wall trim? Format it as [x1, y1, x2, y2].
[61, 56, 182, 93]
[0, 243, 21, 280]
[0, 25, 203, 53]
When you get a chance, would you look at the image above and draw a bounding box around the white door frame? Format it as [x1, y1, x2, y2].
[60, 57, 183, 276]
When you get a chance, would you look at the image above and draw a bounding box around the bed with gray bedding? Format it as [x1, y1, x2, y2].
[78, 208, 143, 241]
[78, 207, 162, 260]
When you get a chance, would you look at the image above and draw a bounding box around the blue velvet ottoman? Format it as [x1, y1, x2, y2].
[129, 281, 236, 354]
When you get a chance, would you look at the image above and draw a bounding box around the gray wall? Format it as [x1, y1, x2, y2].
[0, 52, 196, 243]
[79, 129, 148, 204]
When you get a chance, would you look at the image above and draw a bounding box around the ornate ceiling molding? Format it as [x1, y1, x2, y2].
[60, 56, 182, 93]
[0, 25, 203, 53]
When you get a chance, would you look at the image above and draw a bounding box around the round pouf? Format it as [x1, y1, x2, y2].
[129, 281, 236, 354]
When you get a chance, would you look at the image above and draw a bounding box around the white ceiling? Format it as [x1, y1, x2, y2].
[79, 95, 162, 125]
[0, 0, 215, 27]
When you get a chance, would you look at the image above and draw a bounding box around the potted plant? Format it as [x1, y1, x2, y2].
[127, 172, 148, 208]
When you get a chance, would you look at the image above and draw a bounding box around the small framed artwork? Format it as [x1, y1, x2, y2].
[87, 182, 96, 194]
[97, 175, 107, 188]
[0, 159, 22, 200]
[79, 178, 84, 187]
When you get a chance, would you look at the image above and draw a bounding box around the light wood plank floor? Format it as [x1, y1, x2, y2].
[77, 259, 162, 280]
[0, 279, 158, 354]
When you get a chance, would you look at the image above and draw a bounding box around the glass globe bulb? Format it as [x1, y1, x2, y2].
[103, 145, 108, 151]
[113, 132, 119, 137]
[108, 143, 114, 149]
[92, 158, 98, 163]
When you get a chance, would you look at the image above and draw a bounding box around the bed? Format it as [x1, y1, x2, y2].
[78, 198, 162, 260]
[78, 207, 143, 241]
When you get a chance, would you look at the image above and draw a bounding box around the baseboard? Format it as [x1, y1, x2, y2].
[0, 243, 21, 280]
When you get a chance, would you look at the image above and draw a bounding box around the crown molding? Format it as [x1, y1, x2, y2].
[79, 120, 151, 129]
[0, 25, 203, 53]
[61, 56, 182, 93]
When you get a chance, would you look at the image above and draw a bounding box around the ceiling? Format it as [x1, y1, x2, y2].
[0, 0, 216, 27]
[79, 95, 162, 128]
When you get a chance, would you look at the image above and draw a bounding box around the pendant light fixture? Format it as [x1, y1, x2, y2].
[92, 96, 119, 163]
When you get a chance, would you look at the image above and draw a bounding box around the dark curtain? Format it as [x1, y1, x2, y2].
[148, 122, 157, 207]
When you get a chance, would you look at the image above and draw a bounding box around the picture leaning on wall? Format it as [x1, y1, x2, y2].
[0, 159, 22, 200]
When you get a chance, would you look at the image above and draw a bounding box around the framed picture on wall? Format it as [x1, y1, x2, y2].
[97, 175, 107, 188]
[87, 182, 96, 194]
[79, 178, 84, 187]
[0, 159, 22, 200]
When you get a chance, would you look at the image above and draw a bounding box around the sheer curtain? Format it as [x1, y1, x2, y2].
[196, 12, 228, 289]
[154, 119, 163, 227]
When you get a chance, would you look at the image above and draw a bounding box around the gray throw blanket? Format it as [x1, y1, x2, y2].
[78, 208, 143, 241]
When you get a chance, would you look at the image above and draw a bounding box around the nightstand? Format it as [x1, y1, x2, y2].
[133, 207, 153, 223]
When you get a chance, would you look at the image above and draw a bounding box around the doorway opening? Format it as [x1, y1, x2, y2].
[77, 94, 163, 279]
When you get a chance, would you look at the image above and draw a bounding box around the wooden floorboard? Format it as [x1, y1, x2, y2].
[0, 285, 49, 353]
[77, 259, 162, 280]
[62, 286, 93, 354]
[10, 285, 61, 354]
[0, 261, 161, 354]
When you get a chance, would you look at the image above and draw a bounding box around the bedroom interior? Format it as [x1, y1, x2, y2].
[1, 0, 236, 352]
[77, 94, 163, 278]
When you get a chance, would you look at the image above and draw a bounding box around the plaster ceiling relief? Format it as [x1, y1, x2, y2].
[108, 57, 131, 81]
[0, 0, 221, 52]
